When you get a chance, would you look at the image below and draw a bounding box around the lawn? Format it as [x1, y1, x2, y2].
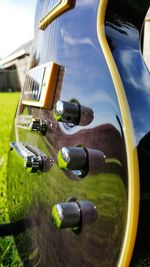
[0, 93, 22, 266]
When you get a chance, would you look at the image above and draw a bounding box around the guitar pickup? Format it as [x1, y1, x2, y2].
[22, 62, 60, 109]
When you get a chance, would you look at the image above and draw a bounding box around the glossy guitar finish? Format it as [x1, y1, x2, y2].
[105, 0, 150, 265]
[7, 0, 150, 266]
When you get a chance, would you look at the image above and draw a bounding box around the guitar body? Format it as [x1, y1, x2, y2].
[7, 0, 150, 266]
[105, 1, 150, 266]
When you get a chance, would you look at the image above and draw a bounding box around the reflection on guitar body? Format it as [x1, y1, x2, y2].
[7, 0, 150, 266]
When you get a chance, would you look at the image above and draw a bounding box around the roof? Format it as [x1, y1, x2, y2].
[8, 39, 33, 57]
[0, 40, 33, 67]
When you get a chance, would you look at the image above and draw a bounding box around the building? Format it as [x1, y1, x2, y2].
[0, 40, 33, 92]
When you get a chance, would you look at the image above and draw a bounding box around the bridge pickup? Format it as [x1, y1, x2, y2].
[22, 62, 60, 109]
[39, 0, 76, 30]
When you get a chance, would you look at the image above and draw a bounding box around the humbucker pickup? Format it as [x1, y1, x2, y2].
[22, 62, 60, 109]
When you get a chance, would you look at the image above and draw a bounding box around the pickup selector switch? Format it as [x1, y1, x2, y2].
[51, 200, 97, 229]
[54, 100, 94, 126]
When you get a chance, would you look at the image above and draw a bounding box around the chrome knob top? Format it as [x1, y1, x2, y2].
[55, 100, 65, 116]
[29, 119, 47, 135]
[54, 100, 94, 126]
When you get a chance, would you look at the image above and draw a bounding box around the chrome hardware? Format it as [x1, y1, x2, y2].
[10, 142, 42, 173]
[54, 100, 94, 126]
[29, 118, 47, 135]
[51, 200, 97, 229]
[16, 115, 47, 135]
[57, 147, 105, 175]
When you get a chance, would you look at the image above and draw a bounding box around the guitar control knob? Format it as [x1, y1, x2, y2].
[51, 200, 97, 229]
[58, 147, 88, 171]
[54, 100, 94, 126]
[57, 147, 105, 174]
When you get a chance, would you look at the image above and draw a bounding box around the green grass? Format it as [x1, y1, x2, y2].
[0, 93, 22, 266]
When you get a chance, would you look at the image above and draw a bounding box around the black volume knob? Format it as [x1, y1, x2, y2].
[51, 200, 97, 229]
[57, 147, 88, 171]
[57, 146, 105, 174]
[54, 100, 94, 126]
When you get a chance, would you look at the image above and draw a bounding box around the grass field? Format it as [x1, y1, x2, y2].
[0, 93, 22, 266]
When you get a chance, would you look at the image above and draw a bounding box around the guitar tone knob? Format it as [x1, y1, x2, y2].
[57, 147, 88, 171]
[51, 200, 97, 229]
[54, 100, 94, 126]
[57, 146, 105, 174]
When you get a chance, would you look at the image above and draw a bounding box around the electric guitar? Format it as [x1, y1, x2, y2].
[7, 0, 150, 266]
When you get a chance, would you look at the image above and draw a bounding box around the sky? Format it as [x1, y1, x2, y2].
[0, 0, 37, 58]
